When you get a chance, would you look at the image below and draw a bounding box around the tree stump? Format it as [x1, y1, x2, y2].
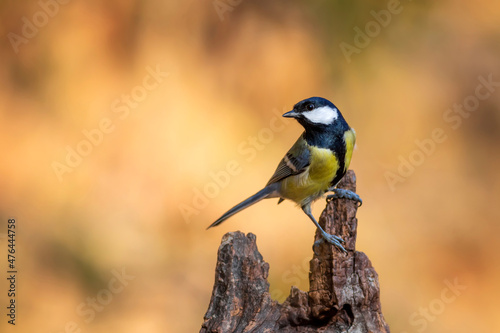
[200, 170, 390, 333]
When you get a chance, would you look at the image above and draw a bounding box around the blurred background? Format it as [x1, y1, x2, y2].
[0, 0, 499, 332]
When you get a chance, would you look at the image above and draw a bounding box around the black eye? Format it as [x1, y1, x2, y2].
[306, 103, 314, 111]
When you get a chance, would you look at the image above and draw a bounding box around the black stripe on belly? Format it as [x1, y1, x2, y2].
[330, 143, 346, 187]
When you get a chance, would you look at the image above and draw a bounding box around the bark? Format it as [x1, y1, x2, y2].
[201, 170, 390, 333]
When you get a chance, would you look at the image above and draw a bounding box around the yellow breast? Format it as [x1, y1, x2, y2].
[280, 146, 338, 206]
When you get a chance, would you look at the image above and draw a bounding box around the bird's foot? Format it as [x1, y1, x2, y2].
[313, 232, 346, 254]
[327, 188, 362, 207]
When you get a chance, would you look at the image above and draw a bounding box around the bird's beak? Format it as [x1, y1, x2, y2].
[282, 110, 299, 118]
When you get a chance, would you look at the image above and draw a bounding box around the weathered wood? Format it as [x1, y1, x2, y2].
[201, 170, 390, 333]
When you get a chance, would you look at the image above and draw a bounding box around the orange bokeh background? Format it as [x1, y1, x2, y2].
[1, 1, 499, 332]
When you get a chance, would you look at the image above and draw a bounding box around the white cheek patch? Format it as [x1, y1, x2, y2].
[303, 106, 338, 125]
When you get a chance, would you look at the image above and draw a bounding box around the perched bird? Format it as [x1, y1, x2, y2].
[207, 97, 361, 252]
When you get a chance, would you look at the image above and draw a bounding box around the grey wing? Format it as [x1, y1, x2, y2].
[266, 135, 310, 186]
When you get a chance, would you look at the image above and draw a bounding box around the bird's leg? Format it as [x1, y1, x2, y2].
[302, 204, 346, 253]
[326, 187, 362, 206]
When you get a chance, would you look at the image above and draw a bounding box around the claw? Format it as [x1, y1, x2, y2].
[313, 233, 347, 254]
[327, 188, 362, 207]
[303, 204, 347, 254]
[323, 233, 347, 253]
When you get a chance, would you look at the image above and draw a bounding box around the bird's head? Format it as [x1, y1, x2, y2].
[282, 97, 347, 131]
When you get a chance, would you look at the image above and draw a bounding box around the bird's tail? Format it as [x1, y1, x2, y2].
[207, 185, 278, 229]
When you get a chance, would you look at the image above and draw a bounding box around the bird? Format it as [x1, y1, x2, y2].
[207, 97, 361, 252]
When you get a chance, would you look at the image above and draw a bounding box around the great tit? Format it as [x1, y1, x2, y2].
[207, 97, 361, 252]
